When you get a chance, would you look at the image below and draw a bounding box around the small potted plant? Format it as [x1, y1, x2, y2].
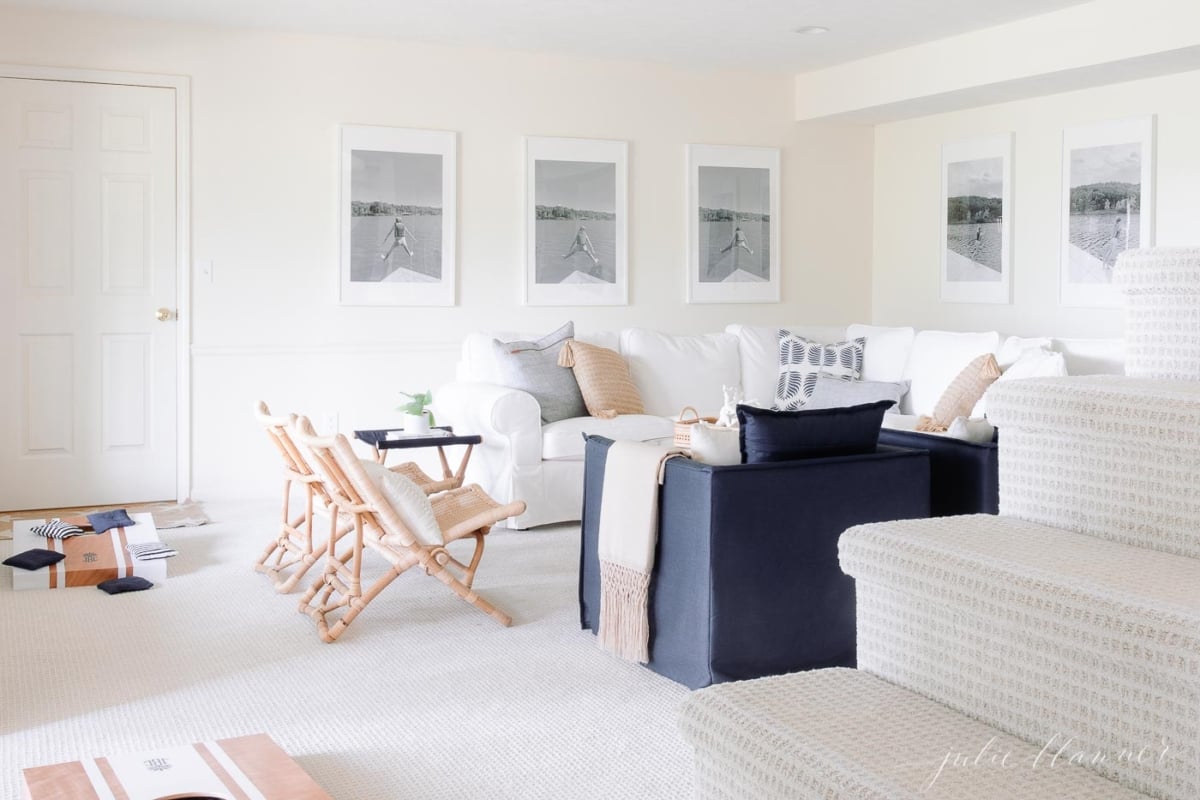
[398, 390, 435, 435]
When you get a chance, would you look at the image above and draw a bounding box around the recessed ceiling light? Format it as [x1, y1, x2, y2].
[794, 25, 830, 35]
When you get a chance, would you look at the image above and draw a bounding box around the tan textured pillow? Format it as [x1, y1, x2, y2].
[916, 353, 1002, 432]
[557, 339, 644, 418]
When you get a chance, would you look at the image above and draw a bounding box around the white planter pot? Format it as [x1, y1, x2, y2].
[402, 412, 431, 435]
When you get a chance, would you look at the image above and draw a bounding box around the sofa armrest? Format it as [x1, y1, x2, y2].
[435, 381, 542, 468]
[878, 428, 998, 516]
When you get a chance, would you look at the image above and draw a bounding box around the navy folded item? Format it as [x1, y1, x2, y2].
[3, 548, 66, 571]
[87, 509, 136, 533]
[97, 576, 154, 594]
[738, 400, 893, 463]
[31, 519, 86, 539]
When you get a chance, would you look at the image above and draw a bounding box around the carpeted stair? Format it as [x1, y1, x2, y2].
[679, 248, 1200, 800]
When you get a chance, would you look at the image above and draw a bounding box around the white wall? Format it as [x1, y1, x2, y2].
[872, 68, 1200, 338]
[0, 7, 875, 499]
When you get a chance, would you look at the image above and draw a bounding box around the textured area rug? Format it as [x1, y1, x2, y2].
[0, 499, 691, 799]
[0, 500, 209, 539]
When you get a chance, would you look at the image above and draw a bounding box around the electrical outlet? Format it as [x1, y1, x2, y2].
[318, 412, 339, 434]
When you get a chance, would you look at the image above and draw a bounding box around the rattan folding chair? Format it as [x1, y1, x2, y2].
[292, 415, 525, 642]
[253, 401, 352, 592]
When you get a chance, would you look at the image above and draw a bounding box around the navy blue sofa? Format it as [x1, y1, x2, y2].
[877, 428, 999, 516]
[579, 436, 931, 689]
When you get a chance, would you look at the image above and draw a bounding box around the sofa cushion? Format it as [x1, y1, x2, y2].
[738, 400, 890, 463]
[541, 414, 673, 460]
[845, 324, 915, 382]
[619, 329, 740, 419]
[901, 329, 1001, 415]
[803, 374, 909, 411]
[558, 339, 644, 418]
[1052, 337, 1125, 376]
[491, 322, 586, 424]
[724, 324, 846, 407]
[774, 332, 865, 411]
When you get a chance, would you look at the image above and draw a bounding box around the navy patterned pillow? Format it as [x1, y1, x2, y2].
[774, 332, 866, 411]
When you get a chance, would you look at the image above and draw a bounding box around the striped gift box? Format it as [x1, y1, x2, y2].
[22, 734, 332, 800]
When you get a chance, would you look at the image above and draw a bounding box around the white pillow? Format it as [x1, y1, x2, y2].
[690, 422, 741, 466]
[846, 324, 915, 383]
[359, 460, 443, 546]
[973, 347, 1068, 418]
[996, 336, 1052, 369]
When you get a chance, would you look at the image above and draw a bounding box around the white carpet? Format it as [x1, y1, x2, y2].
[0, 499, 693, 799]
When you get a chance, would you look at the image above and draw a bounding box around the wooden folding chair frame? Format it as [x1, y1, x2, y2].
[292, 416, 525, 642]
[253, 402, 357, 592]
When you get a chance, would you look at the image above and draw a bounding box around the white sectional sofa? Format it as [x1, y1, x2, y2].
[436, 323, 1124, 529]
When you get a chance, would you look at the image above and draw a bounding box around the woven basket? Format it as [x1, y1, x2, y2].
[673, 406, 718, 448]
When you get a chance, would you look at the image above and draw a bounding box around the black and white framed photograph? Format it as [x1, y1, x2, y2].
[1060, 116, 1154, 308]
[524, 136, 627, 306]
[687, 144, 780, 304]
[940, 134, 1013, 304]
[339, 125, 456, 306]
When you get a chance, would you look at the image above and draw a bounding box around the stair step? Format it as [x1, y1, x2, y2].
[679, 668, 1150, 799]
[840, 513, 1200, 800]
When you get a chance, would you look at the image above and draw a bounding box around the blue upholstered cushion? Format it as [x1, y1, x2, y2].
[87, 509, 135, 533]
[3, 548, 65, 571]
[737, 400, 892, 463]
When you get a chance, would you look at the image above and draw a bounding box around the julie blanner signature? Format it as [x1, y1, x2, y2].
[918, 734, 1170, 791]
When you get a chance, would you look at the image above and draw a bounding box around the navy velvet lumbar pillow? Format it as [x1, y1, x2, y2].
[3, 548, 66, 571]
[737, 400, 893, 463]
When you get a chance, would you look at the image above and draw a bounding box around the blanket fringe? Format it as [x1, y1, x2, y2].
[598, 560, 652, 663]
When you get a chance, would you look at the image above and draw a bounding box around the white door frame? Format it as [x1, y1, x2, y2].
[0, 63, 192, 502]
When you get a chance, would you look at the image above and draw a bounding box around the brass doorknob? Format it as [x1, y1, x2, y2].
[155, 307, 176, 322]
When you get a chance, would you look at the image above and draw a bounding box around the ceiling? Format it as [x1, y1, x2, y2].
[21, 0, 1091, 72]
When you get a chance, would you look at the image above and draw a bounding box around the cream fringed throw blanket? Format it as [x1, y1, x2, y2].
[597, 441, 686, 663]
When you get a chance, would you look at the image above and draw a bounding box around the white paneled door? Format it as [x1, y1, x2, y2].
[0, 78, 177, 511]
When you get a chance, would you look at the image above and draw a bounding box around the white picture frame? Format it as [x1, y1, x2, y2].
[940, 134, 1013, 305]
[1060, 116, 1155, 308]
[338, 125, 456, 306]
[686, 144, 781, 304]
[524, 136, 628, 306]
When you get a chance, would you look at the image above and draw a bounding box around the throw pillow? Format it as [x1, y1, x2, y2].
[689, 422, 741, 466]
[916, 354, 1002, 432]
[803, 375, 910, 411]
[360, 460, 443, 547]
[30, 519, 85, 539]
[97, 576, 154, 594]
[557, 340, 644, 418]
[738, 400, 892, 463]
[3, 548, 66, 571]
[774, 331, 865, 411]
[972, 346, 1068, 418]
[87, 509, 136, 533]
[492, 322, 586, 424]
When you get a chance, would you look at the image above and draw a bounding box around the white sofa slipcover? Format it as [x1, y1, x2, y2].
[437, 324, 1124, 528]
